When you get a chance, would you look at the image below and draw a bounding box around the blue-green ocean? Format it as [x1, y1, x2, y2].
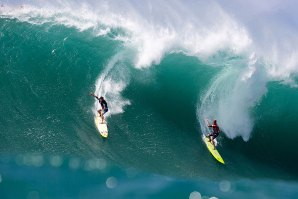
[1, 1, 298, 198]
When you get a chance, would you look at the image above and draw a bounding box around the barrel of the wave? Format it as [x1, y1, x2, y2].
[202, 119, 225, 164]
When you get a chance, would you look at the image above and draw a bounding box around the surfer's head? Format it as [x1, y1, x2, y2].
[213, 120, 217, 124]
[99, 96, 104, 101]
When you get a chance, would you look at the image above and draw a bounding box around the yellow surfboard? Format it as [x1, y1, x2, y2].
[202, 135, 224, 164]
[94, 116, 108, 138]
[203, 118, 224, 164]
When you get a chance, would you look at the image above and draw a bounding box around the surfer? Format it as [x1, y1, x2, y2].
[207, 119, 220, 148]
[90, 93, 108, 122]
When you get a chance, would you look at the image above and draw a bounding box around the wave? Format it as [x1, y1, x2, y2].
[2, 0, 298, 140]
[1, 0, 298, 181]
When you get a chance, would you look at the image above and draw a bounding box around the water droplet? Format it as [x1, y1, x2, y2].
[49, 155, 63, 167]
[189, 191, 201, 199]
[106, 177, 118, 189]
[219, 180, 231, 192]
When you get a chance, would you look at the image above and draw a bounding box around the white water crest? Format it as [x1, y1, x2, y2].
[2, 0, 298, 139]
[198, 54, 268, 141]
[93, 53, 131, 117]
[0, 0, 251, 67]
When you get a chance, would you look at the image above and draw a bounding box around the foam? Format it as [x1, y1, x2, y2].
[93, 53, 131, 117]
[2, 1, 298, 76]
[0, 0, 251, 68]
[198, 53, 269, 140]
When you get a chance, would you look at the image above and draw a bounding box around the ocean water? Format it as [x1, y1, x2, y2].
[1, 1, 298, 198]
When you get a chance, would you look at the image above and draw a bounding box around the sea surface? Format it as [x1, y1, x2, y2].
[1, 1, 298, 198]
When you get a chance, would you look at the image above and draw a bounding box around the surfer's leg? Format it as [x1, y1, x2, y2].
[101, 110, 105, 123]
[98, 110, 104, 123]
[212, 133, 219, 146]
[208, 135, 212, 142]
[101, 109, 108, 123]
[210, 136, 216, 149]
[207, 133, 213, 142]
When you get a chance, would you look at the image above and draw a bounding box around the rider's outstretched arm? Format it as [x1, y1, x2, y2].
[90, 93, 99, 100]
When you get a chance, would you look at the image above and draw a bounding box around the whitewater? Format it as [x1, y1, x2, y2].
[1, 0, 298, 198]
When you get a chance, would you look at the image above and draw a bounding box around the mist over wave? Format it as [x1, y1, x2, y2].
[93, 53, 131, 116]
[1, 0, 298, 141]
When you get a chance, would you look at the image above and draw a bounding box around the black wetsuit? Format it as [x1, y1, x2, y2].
[100, 99, 108, 115]
[209, 125, 220, 139]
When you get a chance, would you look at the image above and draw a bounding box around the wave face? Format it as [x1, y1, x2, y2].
[1, 0, 298, 191]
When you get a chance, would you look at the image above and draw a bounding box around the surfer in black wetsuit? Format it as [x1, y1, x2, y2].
[90, 93, 109, 122]
[207, 119, 220, 147]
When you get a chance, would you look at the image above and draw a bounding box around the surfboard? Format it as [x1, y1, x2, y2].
[94, 116, 108, 138]
[202, 119, 225, 164]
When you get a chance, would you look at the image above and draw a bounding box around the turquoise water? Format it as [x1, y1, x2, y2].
[1, 1, 298, 198]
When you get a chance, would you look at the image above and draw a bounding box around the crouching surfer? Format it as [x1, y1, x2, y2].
[207, 119, 220, 148]
[90, 93, 108, 123]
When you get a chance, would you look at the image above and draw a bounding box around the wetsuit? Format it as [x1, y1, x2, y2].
[100, 99, 108, 115]
[209, 124, 220, 139]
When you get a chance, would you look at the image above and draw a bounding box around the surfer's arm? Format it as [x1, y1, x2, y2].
[90, 93, 99, 100]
